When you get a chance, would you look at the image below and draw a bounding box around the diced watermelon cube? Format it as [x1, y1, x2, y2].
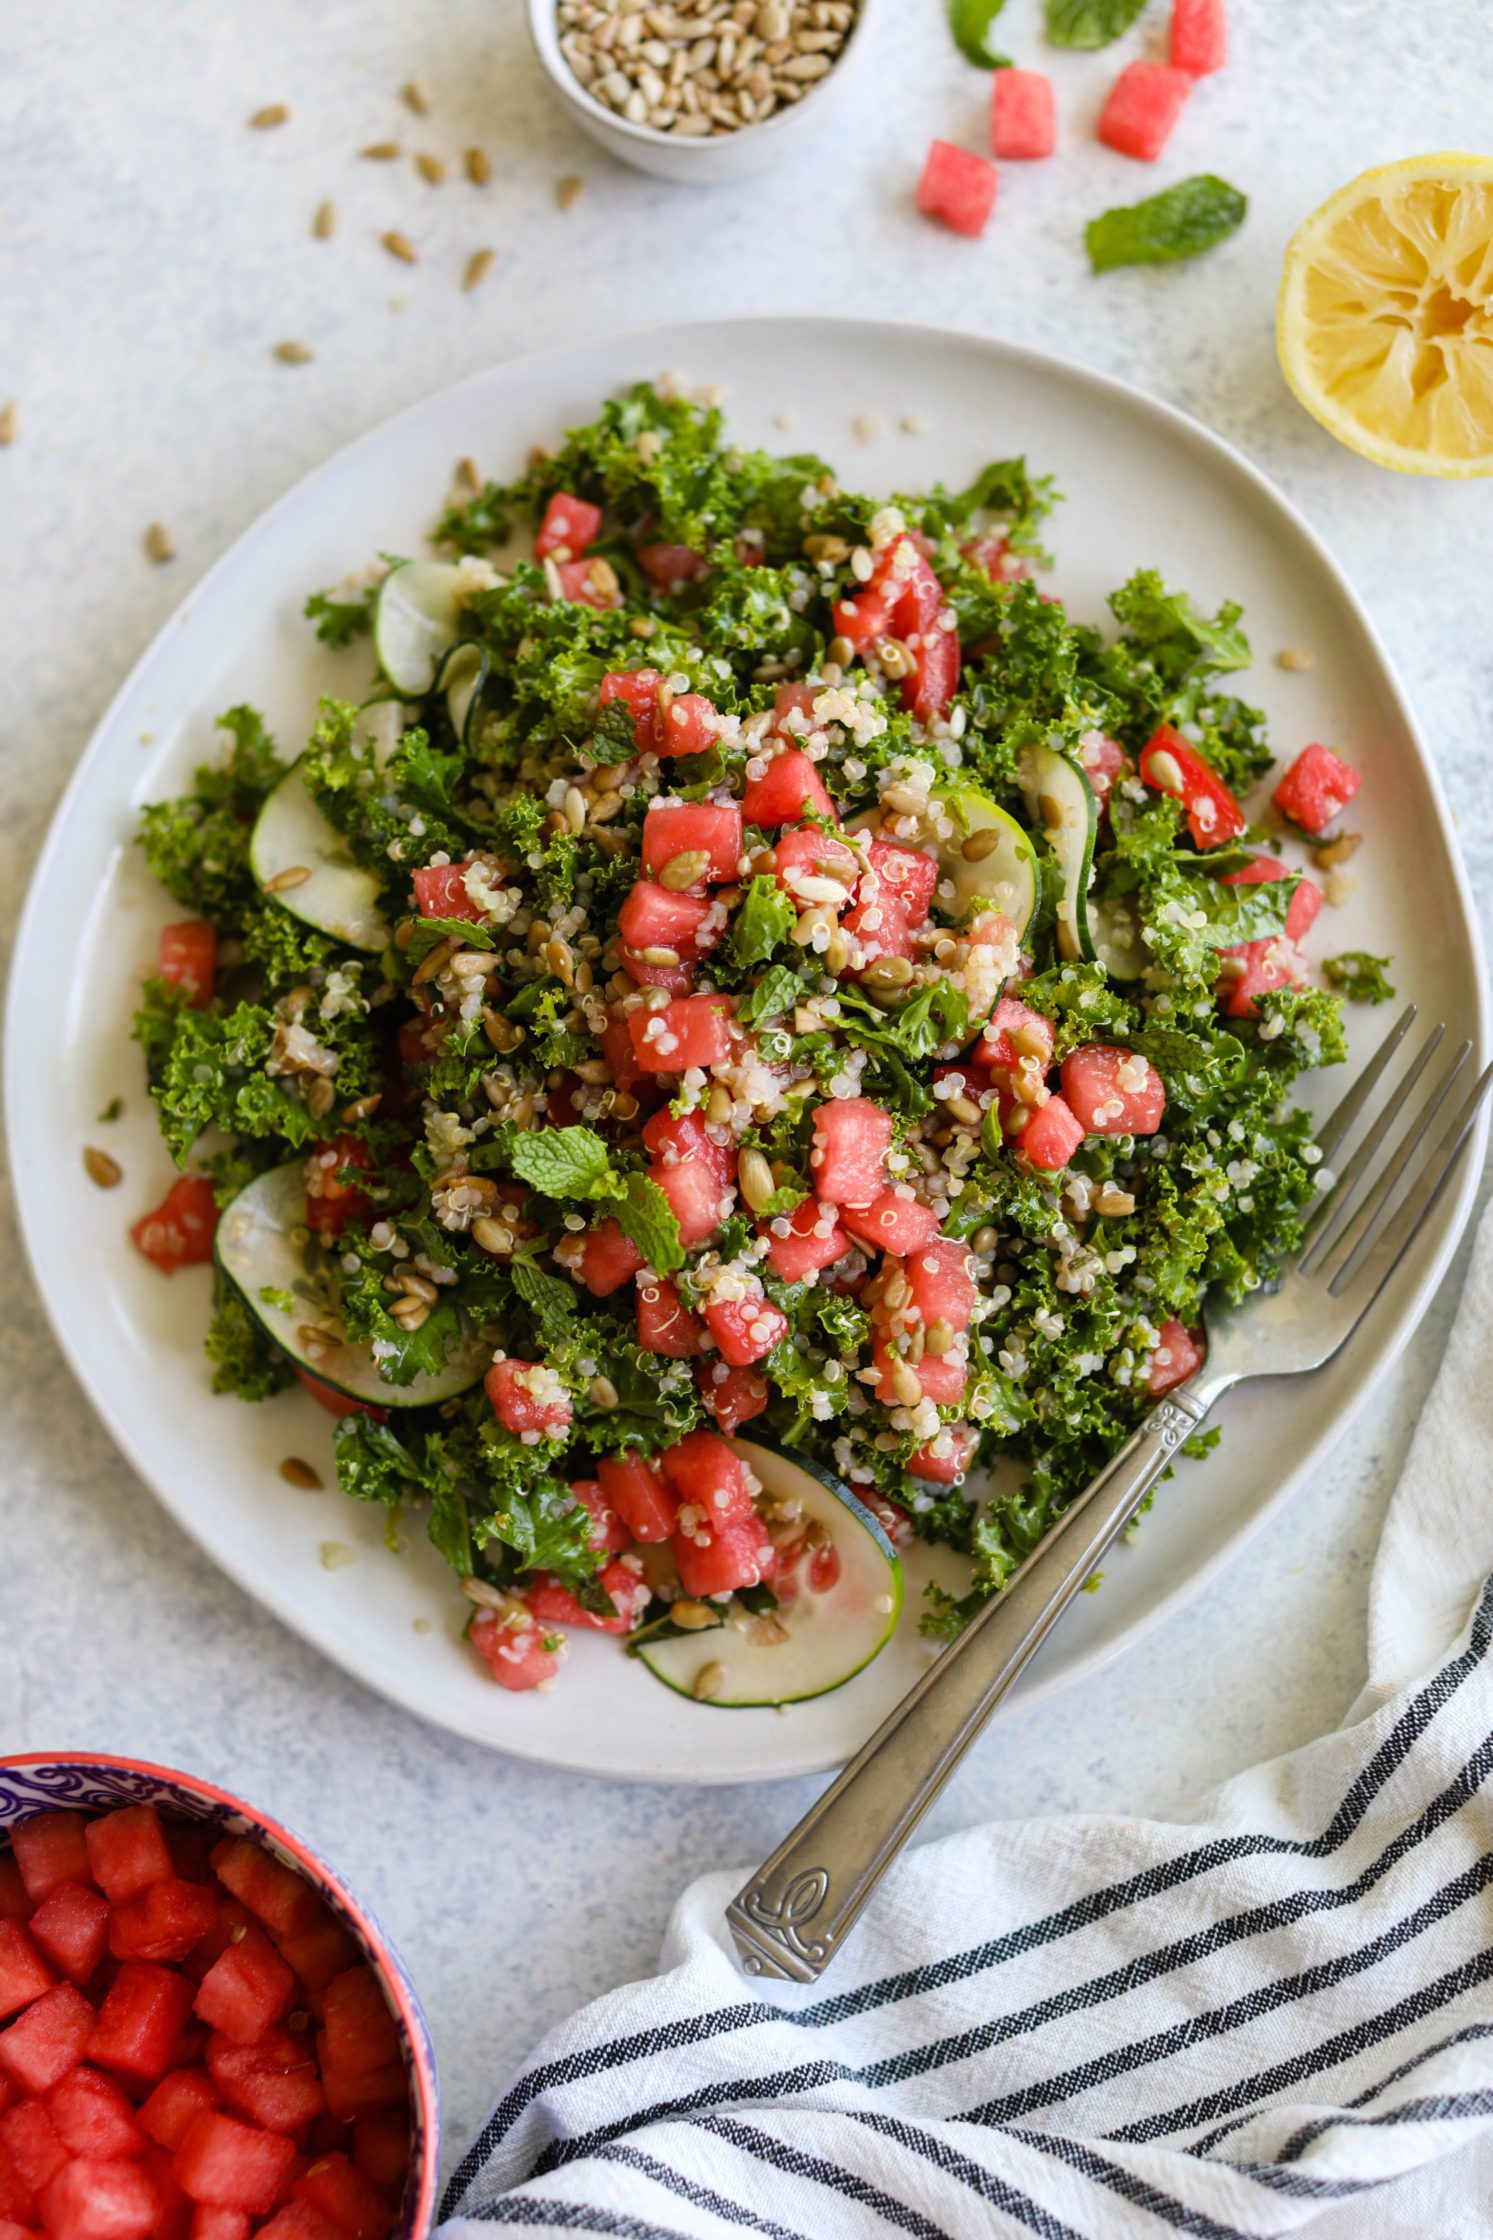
[0, 2214, 34, 2240]
[84, 1809, 174, 1906]
[618, 944, 696, 995]
[108, 1879, 218, 1965]
[88, 1960, 195, 2083]
[741, 750, 836, 827]
[637, 542, 708, 592]
[0, 1985, 93, 2095]
[671, 1523, 775, 1600]
[642, 1107, 732, 1180]
[410, 861, 483, 923]
[0, 1929, 52, 2023]
[1017, 1093, 1086, 1171]
[704, 1291, 788, 1367]
[1287, 878, 1323, 944]
[46, 2064, 146, 2160]
[315, 2049, 407, 2125]
[596, 1453, 678, 1544]
[1078, 731, 1128, 809]
[863, 840, 938, 923]
[635, 1278, 705, 1358]
[842, 891, 916, 964]
[628, 993, 733, 1074]
[177, 1901, 255, 1989]
[770, 824, 859, 902]
[573, 1217, 645, 1298]
[141, 2070, 222, 2153]
[323, 1969, 402, 2083]
[269, 1905, 358, 1998]
[1217, 935, 1300, 1019]
[829, 586, 893, 652]
[1218, 854, 1322, 946]
[0, 2152, 32, 2228]
[659, 1430, 757, 1529]
[526, 1561, 648, 1638]
[917, 138, 998, 237]
[1097, 61, 1192, 161]
[188, 2209, 252, 2240]
[173, 2111, 298, 2213]
[131, 1174, 219, 1273]
[534, 490, 601, 560]
[555, 557, 621, 609]
[27, 1885, 107, 1986]
[657, 692, 720, 758]
[1273, 743, 1361, 835]
[909, 1423, 980, 1485]
[351, 2111, 408, 2197]
[695, 1362, 770, 1435]
[10, 1818, 90, 1910]
[597, 667, 662, 753]
[566, 1476, 631, 1557]
[641, 801, 742, 883]
[1149, 1317, 1207, 1395]
[192, 1927, 295, 2049]
[207, 2029, 326, 2134]
[618, 881, 719, 960]
[841, 1191, 942, 1258]
[0, 1861, 27, 1925]
[293, 2151, 395, 2240]
[254, 2204, 344, 2240]
[1140, 723, 1245, 849]
[811, 1098, 894, 1206]
[649, 1154, 731, 1247]
[871, 1339, 967, 1409]
[905, 1238, 977, 1333]
[1170, 0, 1227, 75]
[761, 1196, 850, 1284]
[907, 617, 961, 727]
[207, 1842, 317, 1947]
[976, 996, 1055, 1074]
[1060, 1045, 1166, 1136]
[39, 2158, 157, 2240]
[469, 1604, 563, 1694]
[484, 1358, 573, 1439]
[0, 2100, 66, 2196]
[991, 68, 1055, 160]
[159, 919, 217, 1008]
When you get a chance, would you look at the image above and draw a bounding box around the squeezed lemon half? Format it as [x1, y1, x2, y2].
[1277, 153, 1493, 476]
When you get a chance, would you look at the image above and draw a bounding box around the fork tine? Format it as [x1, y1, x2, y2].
[1299, 1023, 1450, 1272]
[1327, 1056, 1493, 1304]
[1312, 1003, 1418, 1168]
[1312, 1040, 1469, 1284]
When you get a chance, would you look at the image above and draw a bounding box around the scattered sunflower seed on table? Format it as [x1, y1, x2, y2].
[555, 0, 858, 137]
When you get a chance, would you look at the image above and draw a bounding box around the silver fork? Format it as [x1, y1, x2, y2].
[727, 1008, 1493, 1984]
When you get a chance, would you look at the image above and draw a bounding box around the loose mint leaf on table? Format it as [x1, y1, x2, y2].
[1045, 0, 1145, 47]
[1087, 176, 1248, 274]
[947, 0, 1011, 67]
[1324, 952, 1397, 1004]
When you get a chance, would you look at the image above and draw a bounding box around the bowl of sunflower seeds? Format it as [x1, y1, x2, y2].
[530, 0, 875, 183]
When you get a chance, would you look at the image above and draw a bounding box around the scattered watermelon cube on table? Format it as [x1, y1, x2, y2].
[1170, 0, 1228, 76]
[991, 70, 1055, 161]
[1097, 62, 1193, 161]
[917, 140, 998, 238]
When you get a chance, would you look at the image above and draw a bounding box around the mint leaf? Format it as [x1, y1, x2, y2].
[1200, 876, 1296, 949]
[948, 0, 1009, 66]
[510, 1259, 580, 1346]
[588, 697, 642, 765]
[731, 875, 796, 968]
[404, 915, 495, 966]
[1045, 0, 1145, 46]
[510, 1125, 614, 1199]
[1323, 952, 1396, 1005]
[738, 964, 805, 1025]
[612, 1172, 685, 1273]
[1087, 177, 1248, 274]
[756, 1180, 808, 1220]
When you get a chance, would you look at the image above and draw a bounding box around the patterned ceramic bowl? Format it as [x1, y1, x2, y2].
[0, 1753, 439, 2239]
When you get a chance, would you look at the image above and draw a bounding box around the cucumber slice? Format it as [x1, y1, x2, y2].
[634, 1436, 902, 1708]
[374, 560, 464, 696]
[848, 785, 1038, 942]
[433, 640, 489, 745]
[216, 1161, 489, 1409]
[1020, 746, 1098, 964]
[1091, 893, 1149, 980]
[249, 762, 390, 954]
[933, 785, 1039, 936]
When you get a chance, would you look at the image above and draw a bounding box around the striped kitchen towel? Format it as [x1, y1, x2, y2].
[438, 1195, 1493, 2240]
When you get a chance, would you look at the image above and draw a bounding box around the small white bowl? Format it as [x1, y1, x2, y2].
[527, 0, 880, 184]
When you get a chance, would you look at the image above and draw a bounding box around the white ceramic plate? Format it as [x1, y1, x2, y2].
[9, 317, 1487, 1784]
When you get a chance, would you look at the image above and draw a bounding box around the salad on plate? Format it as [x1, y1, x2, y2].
[126, 379, 1368, 1707]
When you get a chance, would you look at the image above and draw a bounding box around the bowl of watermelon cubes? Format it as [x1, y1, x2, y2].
[0, 1756, 438, 2240]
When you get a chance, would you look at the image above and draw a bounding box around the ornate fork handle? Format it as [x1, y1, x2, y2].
[727, 1390, 1211, 1984]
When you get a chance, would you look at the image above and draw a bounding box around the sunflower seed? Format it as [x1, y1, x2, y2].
[462, 247, 496, 292]
[83, 1146, 122, 1188]
[250, 103, 289, 127]
[312, 199, 337, 239]
[362, 140, 403, 160]
[0, 402, 16, 445]
[144, 521, 175, 564]
[465, 146, 492, 184]
[402, 79, 430, 115]
[415, 150, 446, 183]
[264, 864, 311, 892]
[280, 1457, 322, 1489]
[382, 230, 418, 263]
[274, 340, 315, 364]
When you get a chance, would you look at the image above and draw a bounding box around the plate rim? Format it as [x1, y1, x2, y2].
[8, 311, 1488, 1783]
